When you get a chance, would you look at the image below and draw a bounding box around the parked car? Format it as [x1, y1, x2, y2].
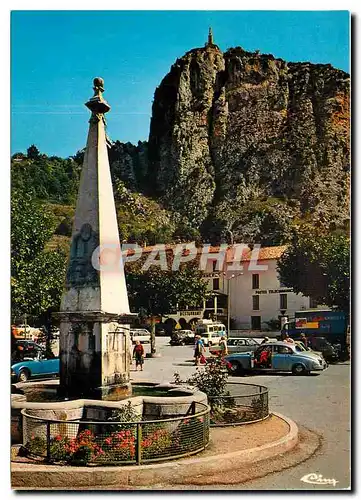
[130, 329, 151, 344]
[155, 325, 166, 336]
[13, 340, 45, 360]
[170, 330, 194, 346]
[11, 354, 59, 382]
[293, 340, 324, 359]
[12, 324, 40, 340]
[306, 336, 339, 363]
[209, 337, 260, 356]
[225, 341, 327, 376]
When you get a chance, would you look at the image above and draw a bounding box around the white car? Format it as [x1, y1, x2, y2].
[15, 324, 41, 340]
[209, 337, 261, 355]
[130, 329, 151, 344]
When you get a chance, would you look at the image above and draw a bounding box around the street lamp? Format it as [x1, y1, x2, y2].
[223, 272, 243, 338]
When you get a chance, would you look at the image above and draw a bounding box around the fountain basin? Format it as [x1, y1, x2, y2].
[11, 381, 207, 444]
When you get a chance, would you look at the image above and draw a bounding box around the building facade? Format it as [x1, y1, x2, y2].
[227, 245, 310, 330]
[125, 243, 311, 331]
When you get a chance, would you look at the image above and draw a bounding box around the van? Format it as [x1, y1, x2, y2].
[194, 321, 226, 346]
[130, 329, 151, 344]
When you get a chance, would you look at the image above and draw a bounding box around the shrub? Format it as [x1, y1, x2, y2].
[101, 429, 136, 462]
[141, 425, 173, 459]
[26, 430, 104, 465]
[106, 401, 140, 433]
[174, 357, 229, 399]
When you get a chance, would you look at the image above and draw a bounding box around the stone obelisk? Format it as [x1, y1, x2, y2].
[58, 77, 136, 400]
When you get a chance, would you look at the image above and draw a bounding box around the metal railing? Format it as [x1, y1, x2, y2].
[21, 402, 210, 466]
[208, 383, 269, 426]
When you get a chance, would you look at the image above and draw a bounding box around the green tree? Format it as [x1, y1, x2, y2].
[277, 230, 350, 313]
[126, 262, 210, 355]
[11, 190, 56, 275]
[27, 144, 40, 160]
[12, 150, 80, 204]
[11, 190, 67, 354]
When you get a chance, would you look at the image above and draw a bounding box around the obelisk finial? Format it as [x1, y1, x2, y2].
[93, 77, 105, 97]
[85, 76, 110, 116]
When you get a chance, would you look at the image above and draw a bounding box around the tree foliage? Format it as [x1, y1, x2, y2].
[277, 229, 350, 313]
[125, 262, 210, 317]
[11, 189, 67, 322]
[125, 261, 210, 354]
[11, 148, 80, 204]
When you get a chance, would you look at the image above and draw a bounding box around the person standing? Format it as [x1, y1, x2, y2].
[218, 336, 228, 357]
[133, 340, 144, 371]
[300, 333, 308, 348]
[194, 335, 205, 366]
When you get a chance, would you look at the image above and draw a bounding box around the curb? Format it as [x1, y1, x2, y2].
[11, 412, 298, 489]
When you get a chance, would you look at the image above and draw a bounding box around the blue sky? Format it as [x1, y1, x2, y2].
[11, 10, 350, 158]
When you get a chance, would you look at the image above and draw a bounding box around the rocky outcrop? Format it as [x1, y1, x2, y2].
[147, 44, 350, 242]
[108, 140, 149, 192]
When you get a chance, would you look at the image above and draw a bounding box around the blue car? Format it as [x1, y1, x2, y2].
[11, 355, 59, 382]
[225, 341, 327, 376]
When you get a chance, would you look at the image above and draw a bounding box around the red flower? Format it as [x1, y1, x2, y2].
[54, 435, 62, 441]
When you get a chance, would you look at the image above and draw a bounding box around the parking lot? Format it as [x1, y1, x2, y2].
[131, 336, 351, 490]
[16, 335, 350, 489]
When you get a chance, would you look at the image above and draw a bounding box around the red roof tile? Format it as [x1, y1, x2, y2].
[226, 244, 288, 263]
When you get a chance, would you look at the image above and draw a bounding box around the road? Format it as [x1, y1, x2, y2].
[132, 337, 351, 490]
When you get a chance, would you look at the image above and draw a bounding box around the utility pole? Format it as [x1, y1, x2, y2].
[224, 271, 243, 338]
[227, 279, 231, 338]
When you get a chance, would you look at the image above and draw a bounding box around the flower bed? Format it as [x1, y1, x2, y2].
[22, 402, 210, 465]
[209, 383, 269, 426]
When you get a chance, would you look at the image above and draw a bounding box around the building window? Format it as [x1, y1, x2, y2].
[213, 278, 220, 290]
[252, 274, 259, 289]
[212, 260, 217, 272]
[251, 316, 261, 330]
[280, 294, 288, 310]
[252, 295, 260, 311]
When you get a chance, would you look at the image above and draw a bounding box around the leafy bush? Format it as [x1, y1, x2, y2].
[174, 357, 229, 399]
[26, 430, 105, 465]
[141, 425, 173, 459]
[102, 429, 136, 462]
[174, 358, 232, 417]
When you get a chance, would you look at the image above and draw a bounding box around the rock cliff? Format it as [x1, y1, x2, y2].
[146, 44, 350, 243]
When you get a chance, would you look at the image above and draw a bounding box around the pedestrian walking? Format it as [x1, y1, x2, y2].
[194, 335, 205, 366]
[218, 336, 228, 357]
[133, 340, 144, 371]
[280, 331, 294, 343]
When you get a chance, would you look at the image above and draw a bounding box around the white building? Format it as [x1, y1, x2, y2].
[226, 245, 310, 330]
[132, 243, 312, 332]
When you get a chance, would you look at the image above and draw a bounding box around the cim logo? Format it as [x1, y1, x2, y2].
[300, 473, 339, 487]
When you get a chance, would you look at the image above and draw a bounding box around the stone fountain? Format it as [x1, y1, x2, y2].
[57, 76, 136, 401]
[11, 78, 206, 444]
